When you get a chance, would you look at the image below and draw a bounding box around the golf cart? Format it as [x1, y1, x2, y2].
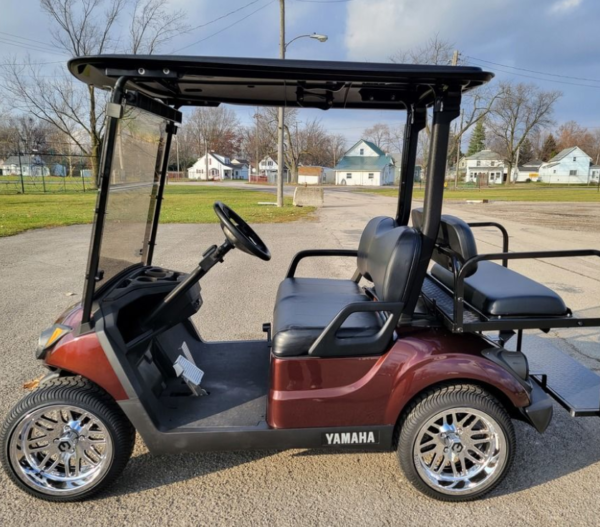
[2, 56, 600, 503]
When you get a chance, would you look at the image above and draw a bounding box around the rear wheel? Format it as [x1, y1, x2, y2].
[1, 376, 135, 502]
[397, 384, 515, 502]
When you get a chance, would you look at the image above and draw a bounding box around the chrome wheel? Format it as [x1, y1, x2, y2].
[413, 407, 507, 496]
[8, 404, 113, 497]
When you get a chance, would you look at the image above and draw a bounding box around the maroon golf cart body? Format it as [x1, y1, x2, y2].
[2, 55, 599, 503]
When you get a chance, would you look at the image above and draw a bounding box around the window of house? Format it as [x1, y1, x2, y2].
[553, 170, 557, 174]
[491, 161, 495, 167]
[209, 158, 212, 165]
[368, 173, 374, 179]
[476, 160, 481, 167]
[573, 157, 577, 162]
[359, 148, 364, 155]
[569, 170, 577, 176]
[346, 173, 352, 179]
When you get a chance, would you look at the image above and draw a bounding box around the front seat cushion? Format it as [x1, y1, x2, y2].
[272, 278, 380, 357]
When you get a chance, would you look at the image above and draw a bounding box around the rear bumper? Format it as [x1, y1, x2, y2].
[520, 378, 553, 433]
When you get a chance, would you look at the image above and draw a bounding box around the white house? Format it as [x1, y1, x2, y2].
[187, 153, 247, 180]
[590, 165, 600, 183]
[539, 147, 592, 184]
[1, 155, 49, 177]
[514, 160, 543, 183]
[460, 150, 505, 185]
[334, 139, 394, 186]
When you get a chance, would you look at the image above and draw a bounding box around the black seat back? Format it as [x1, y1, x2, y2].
[411, 208, 478, 276]
[358, 217, 422, 304]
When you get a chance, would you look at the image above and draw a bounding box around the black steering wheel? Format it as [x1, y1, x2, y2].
[214, 202, 271, 261]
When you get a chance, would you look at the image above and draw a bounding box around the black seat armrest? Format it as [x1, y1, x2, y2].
[467, 222, 510, 266]
[286, 249, 358, 278]
[308, 301, 403, 357]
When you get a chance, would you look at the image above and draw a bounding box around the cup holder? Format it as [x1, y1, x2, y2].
[145, 267, 168, 278]
[136, 276, 156, 283]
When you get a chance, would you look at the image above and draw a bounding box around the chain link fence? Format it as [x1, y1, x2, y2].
[0, 148, 97, 194]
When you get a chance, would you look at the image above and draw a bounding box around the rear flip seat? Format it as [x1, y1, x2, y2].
[412, 209, 567, 318]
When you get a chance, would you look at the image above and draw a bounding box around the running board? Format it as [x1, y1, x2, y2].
[523, 346, 600, 417]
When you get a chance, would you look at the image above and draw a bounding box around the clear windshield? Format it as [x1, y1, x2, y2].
[96, 105, 168, 289]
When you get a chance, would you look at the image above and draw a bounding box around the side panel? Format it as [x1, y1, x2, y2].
[45, 330, 128, 402]
[268, 328, 531, 429]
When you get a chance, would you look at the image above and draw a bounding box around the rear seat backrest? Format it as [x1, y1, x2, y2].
[358, 216, 422, 304]
[411, 208, 478, 276]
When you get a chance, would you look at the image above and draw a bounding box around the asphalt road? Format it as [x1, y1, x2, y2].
[0, 189, 599, 526]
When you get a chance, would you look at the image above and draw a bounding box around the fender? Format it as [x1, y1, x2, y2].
[382, 331, 531, 424]
[43, 305, 128, 401]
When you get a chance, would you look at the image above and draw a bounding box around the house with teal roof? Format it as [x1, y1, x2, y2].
[334, 139, 394, 186]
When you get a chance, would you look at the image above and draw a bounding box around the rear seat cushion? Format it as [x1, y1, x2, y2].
[432, 261, 568, 317]
[272, 278, 380, 357]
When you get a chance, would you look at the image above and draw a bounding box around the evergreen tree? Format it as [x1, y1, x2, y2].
[540, 133, 558, 162]
[519, 138, 534, 164]
[467, 120, 486, 156]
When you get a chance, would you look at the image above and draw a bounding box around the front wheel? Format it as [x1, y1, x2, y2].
[397, 384, 515, 502]
[1, 376, 135, 501]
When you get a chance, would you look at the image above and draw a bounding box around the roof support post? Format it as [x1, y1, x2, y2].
[422, 88, 461, 242]
[145, 122, 177, 265]
[403, 87, 461, 319]
[81, 76, 128, 325]
[396, 104, 427, 226]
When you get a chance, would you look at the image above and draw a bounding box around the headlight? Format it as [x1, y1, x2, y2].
[36, 324, 71, 360]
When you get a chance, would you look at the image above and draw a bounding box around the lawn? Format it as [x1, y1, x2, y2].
[0, 186, 314, 238]
[357, 185, 600, 202]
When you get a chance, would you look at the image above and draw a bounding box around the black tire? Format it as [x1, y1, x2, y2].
[1, 375, 135, 502]
[397, 384, 515, 502]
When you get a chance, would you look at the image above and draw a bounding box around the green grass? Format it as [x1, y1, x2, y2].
[0, 186, 314, 238]
[357, 185, 600, 202]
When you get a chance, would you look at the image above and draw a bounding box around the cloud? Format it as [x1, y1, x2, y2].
[549, 0, 583, 14]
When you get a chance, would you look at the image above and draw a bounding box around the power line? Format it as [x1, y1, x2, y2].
[0, 37, 67, 57]
[173, 0, 277, 53]
[466, 55, 600, 85]
[0, 60, 65, 66]
[179, 0, 263, 36]
[0, 31, 63, 52]
[465, 59, 600, 89]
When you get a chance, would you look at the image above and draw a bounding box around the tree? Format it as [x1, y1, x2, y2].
[391, 37, 503, 179]
[390, 35, 455, 65]
[540, 133, 558, 162]
[467, 120, 486, 156]
[186, 107, 243, 157]
[518, 137, 534, 164]
[488, 82, 561, 184]
[1, 0, 188, 178]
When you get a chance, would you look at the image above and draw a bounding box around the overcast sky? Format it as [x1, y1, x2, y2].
[1, 0, 599, 146]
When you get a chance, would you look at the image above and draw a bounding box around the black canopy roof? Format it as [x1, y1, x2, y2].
[68, 55, 493, 110]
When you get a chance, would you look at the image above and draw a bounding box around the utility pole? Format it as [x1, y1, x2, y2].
[17, 138, 25, 194]
[513, 145, 520, 185]
[255, 110, 260, 183]
[205, 139, 209, 180]
[454, 111, 463, 189]
[451, 50, 459, 66]
[276, 0, 285, 206]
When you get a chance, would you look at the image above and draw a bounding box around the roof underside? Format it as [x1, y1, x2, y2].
[68, 55, 493, 110]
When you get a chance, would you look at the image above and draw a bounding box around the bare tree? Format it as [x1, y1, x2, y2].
[186, 106, 243, 157]
[488, 82, 561, 185]
[129, 0, 187, 54]
[1, 0, 187, 177]
[390, 35, 454, 66]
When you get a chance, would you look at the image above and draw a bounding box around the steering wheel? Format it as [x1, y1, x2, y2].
[214, 202, 271, 261]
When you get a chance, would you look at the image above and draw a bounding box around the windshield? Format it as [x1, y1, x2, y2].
[95, 105, 168, 289]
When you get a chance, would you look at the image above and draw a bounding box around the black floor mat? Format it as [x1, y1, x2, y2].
[158, 340, 270, 430]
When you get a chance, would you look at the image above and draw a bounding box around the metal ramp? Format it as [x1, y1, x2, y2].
[524, 346, 600, 417]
